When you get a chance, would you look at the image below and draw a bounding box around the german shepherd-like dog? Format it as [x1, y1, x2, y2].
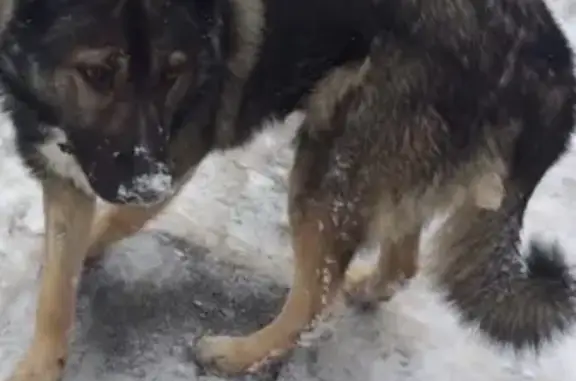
[1, 0, 575, 379]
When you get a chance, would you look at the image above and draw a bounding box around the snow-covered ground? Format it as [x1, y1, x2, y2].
[1, 1, 576, 380]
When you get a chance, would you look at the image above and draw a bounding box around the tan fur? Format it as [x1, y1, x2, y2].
[345, 230, 421, 306]
[196, 207, 345, 373]
[306, 59, 372, 129]
[366, 156, 506, 244]
[471, 171, 505, 210]
[342, 156, 505, 306]
[8, 179, 95, 381]
[428, 183, 516, 284]
[85, 204, 167, 260]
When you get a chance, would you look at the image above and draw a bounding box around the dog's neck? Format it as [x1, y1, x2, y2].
[215, 0, 378, 148]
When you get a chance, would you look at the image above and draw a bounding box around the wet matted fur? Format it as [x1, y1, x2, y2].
[0, 0, 575, 379]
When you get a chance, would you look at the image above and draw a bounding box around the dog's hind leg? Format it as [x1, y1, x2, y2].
[194, 48, 450, 374]
[194, 126, 372, 374]
[7, 178, 96, 381]
[344, 228, 421, 309]
[195, 199, 363, 374]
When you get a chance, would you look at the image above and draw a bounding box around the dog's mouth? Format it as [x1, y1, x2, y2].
[65, 130, 175, 206]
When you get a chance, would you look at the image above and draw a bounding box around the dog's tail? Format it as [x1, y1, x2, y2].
[432, 182, 576, 350]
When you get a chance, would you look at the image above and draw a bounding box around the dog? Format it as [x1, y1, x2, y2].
[1, 0, 575, 379]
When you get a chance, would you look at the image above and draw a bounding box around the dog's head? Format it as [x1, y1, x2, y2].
[0, 0, 227, 204]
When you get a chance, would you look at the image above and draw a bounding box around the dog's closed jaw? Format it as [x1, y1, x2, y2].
[65, 120, 176, 206]
[37, 127, 175, 206]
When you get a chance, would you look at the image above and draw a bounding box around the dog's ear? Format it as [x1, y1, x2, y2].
[0, 0, 16, 34]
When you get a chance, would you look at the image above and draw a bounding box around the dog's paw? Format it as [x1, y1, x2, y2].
[193, 335, 287, 376]
[6, 353, 65, 381]
[193, 335, 254, 375]
[343, 262, 394, 310]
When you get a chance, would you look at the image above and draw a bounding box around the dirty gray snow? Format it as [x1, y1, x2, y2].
[1, 2, 576, 380]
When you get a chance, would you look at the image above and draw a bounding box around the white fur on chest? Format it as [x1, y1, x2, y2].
[37, 128, 95, 196]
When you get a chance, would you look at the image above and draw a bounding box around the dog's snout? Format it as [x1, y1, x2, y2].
[116, 166, 174, 205]
[113, 145, 174, 206]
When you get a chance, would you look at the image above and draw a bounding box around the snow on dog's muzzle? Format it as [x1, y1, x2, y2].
[68, 124, 175, 206]
[115, 146, 175, 206]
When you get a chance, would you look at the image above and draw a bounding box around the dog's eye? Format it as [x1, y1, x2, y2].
[77, 65, 116, 92]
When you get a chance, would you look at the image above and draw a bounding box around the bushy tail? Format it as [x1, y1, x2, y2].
[433, 189, 576, 350]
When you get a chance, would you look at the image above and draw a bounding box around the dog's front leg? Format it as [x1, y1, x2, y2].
[85, 164, 200, 264]
[84, 203, 167, 263]
[7, 178, 96, 381]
